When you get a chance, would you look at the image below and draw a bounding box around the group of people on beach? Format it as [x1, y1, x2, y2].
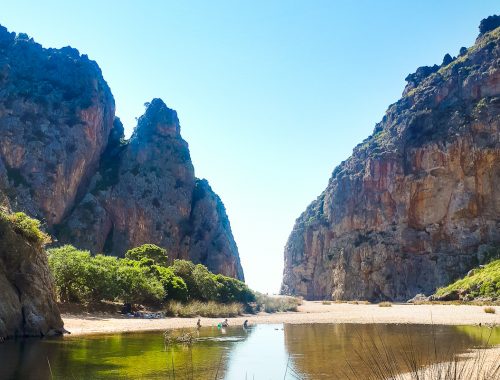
[196, 318, 249, 329]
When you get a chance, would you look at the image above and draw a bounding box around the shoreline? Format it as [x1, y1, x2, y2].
[62, 301, 499, 336]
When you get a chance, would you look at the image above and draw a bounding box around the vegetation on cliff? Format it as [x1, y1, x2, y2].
[434, 258, 500, 301]
[0, 209, 63, 339]
[0, 211, 50, 246]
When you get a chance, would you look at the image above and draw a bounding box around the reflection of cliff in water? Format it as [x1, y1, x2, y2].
[0, 326, 254, 380]
[283, 324, 500, 379]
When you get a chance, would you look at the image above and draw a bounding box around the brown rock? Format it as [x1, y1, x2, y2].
[0, 26, 115, 225]
[0, 25, 244, 280]
[0, 213, 64, 339]
[281, 24, 500, 301]
[58, 99, 243, 279]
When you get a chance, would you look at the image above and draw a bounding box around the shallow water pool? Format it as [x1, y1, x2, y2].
[0, 323, 498, 379]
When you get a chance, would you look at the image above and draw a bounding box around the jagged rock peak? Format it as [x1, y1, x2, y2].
[479, 14, 500, 36]
[0, 23, 244, 281]
[133, 98, 181, 139]
[404, 15, 499, 96]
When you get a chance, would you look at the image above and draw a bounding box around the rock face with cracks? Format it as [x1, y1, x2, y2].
[281, 20, 500, 301]
[0, 214, 64, 339]
[0, 25, 243, 281]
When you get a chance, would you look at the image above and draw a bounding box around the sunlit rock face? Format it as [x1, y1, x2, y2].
[0, 26, 115, 225]
[281, 20, 500, 301]
[0, 216, 64, 339]
[0, 26, 243, 280]
[60, 100, 244, 280]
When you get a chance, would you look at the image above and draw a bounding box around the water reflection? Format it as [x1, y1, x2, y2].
[284, 324, 500, 379]
[225, 324, 290, 379]
[0, 324, 498, 379]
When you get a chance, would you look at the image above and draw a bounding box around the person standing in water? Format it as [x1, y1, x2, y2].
[197, 319, 201, 329]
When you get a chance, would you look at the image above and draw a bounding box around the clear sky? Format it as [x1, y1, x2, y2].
[1, 1, 498, 293]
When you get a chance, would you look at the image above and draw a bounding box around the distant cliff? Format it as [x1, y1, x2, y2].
[0, 25, 243, 280]
[281, 17, 500, 301]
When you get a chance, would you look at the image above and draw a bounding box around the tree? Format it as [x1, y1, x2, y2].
[116, 261, 165, 305]
[215, 274, 255, 304]
[125, 244, 168, 267]
[47, 245, 93, 303]
[87, 255, 121, 302]
[154, 266, 188, 301]
[170, 259, 198, 298]
[192, 264, 219, 301]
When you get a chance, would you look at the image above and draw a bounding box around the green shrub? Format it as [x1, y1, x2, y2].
[154, 265, 188, 302]
[48, 245, 164, 305]
[171, 259, 199, 299]
[2, 211, 50, 245]
[193, 264, 219, 301]
[48, 245, 94, 303]
[434, 259, 500, 300]
[215, 274, 255, 303]
[116, 261, 165, 305]
[125, 244, 168, 266]
[48, 243, 256, 308]
[87, 254, 121, 302]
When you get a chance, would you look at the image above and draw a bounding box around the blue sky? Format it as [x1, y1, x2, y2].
[2, 1, 498, 293]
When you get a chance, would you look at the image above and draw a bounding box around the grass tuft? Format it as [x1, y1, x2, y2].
[164, 301, 243, 318]
[484, 307, 496, 314]
[0, 211, 51, 245]
[378, 302, 392, 307]
[254, 293, 302, 313]
[346, 324, 500, 380]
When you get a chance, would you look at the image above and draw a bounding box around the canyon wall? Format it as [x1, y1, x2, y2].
[281, 20, 500, 301]
[0, 25, 243, 280]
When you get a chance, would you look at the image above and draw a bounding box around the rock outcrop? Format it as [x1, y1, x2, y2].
[0, 25, 243, 280]
[0, 26, 115, 225]
[0, 212, 64, 339]
[281, 19, 500, 301]
[59, 100, 244, 279]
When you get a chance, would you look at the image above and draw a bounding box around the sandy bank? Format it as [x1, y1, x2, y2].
[62, 301, 499, 336]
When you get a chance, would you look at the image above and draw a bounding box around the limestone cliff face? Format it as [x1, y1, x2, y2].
[187, 179, 245, 279]
[0, 26, 115, 225]
[0, 214, 64, 339]
[0, 25, 243, 280]
[281, 22, 500, 301]
[59, 99, 244, 279]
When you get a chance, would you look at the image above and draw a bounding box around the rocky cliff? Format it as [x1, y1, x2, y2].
[0, 25, 243, 280]
[281, 18, 500, 301]
[0, 212, 64, 339]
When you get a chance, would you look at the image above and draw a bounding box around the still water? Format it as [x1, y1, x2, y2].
[0, 324, 498, 379]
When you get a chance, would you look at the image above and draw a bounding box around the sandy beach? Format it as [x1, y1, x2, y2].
[62, 301, 499, 336]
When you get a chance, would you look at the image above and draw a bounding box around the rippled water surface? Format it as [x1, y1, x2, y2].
[0, 324, 498, 379]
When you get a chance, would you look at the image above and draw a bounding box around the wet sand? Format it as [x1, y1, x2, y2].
[62, 301, 499, 336]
